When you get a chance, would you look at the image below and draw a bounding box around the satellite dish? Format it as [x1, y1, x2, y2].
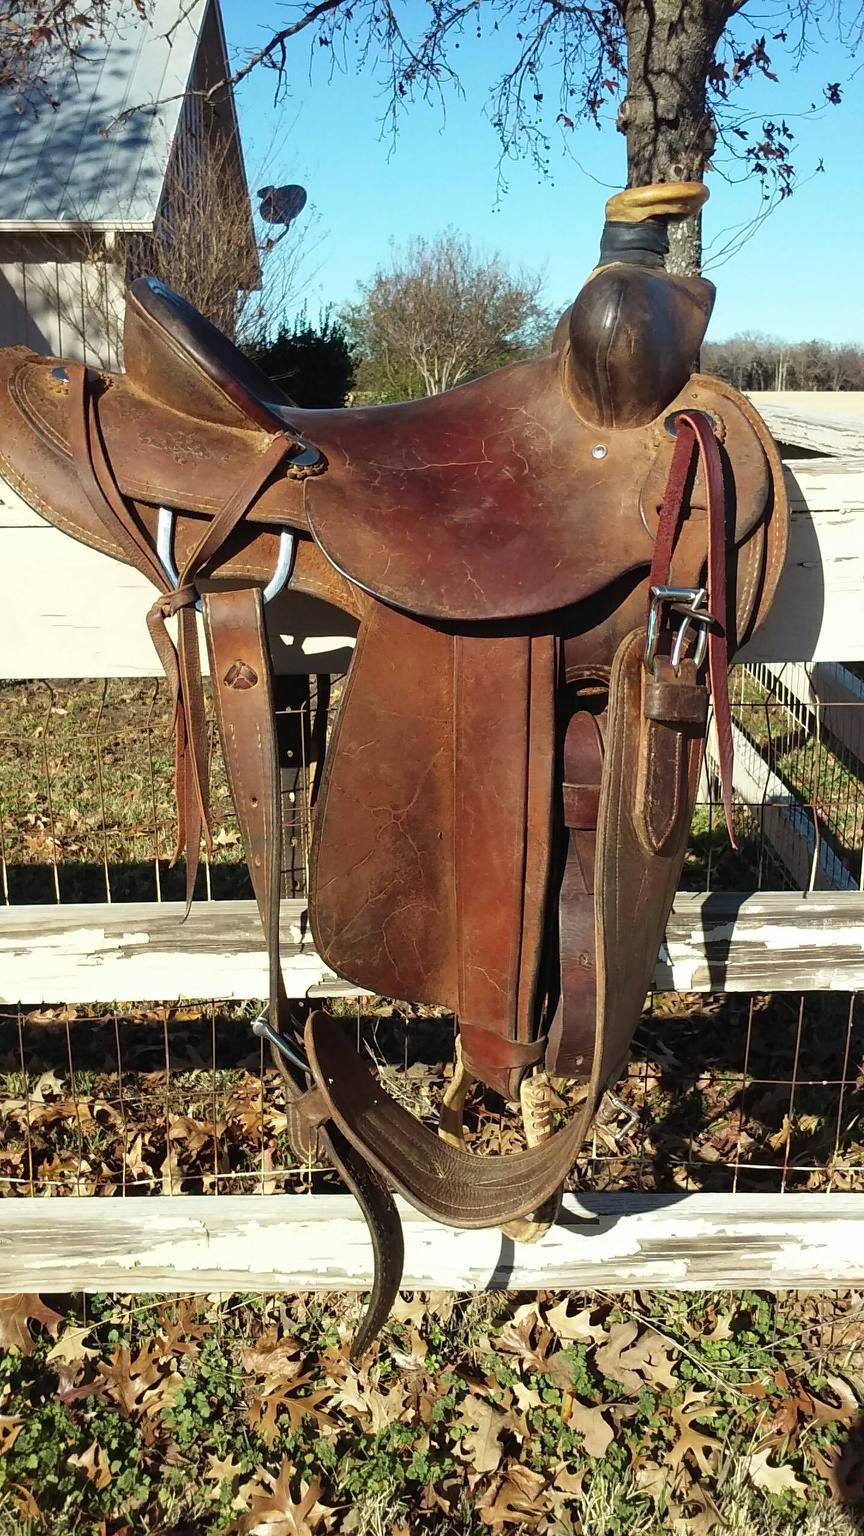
[257, 184, 308, 229]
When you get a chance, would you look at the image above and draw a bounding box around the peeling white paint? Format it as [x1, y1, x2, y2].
[4, 1195, 864, 1294]
[690, 922, 864, 951]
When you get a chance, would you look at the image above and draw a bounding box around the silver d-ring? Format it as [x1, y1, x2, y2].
[156, 507, 295, 609]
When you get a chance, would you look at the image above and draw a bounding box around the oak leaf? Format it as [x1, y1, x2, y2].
[205, 1452, 245, 1486]
[47, 1322, 99, 1366]
[93, 1342, 162, 1418]
[478, 1471, 546, 1527]
[595, 1321, 678, 1394]
[668, 1485, 724, 1535]
[331, 1367, 405, 1433]
[566, 1400, 614, 1458]
[545, 1300, 607, 1344]
[248, 1375, 337, 1447]
[240, 1335, 304, 1382]
[668, 1395, 723, 1479]
[459, 1396, 506, 1474]
[810, 1373, 858, 1425]
[0, 1294, 62, 1354]
[235, 1460, 330, 1535]
[746, 1446, 808, 1499]
[0, 1415, 24, 1453]
[810, 1437, 864, 1502]
[68, 1440, 112, 1489]
[496, 1304, 552, 1372]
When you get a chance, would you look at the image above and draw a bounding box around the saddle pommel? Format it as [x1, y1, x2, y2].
[560, 180, 714, 430]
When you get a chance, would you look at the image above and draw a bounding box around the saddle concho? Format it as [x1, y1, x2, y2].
[0, 181, 788, 1353]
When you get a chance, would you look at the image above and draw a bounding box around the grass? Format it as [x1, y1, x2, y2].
[2, 675, 864, 1528]
[0, 1288, 863, 1534]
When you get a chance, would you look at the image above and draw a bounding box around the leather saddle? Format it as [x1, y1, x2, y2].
[0, 182, 788, 1351]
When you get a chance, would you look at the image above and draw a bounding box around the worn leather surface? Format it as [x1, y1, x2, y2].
[202, 586, 403, 1355]
[0, 290, 777, 627]
[0, 200, 790, 1268]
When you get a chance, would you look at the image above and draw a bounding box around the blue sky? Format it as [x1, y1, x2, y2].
[222, 0, 864, 343]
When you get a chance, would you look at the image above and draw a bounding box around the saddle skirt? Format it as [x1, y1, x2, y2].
[0, 181, 788, 1353]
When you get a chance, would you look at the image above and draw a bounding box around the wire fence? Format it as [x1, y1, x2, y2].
[0, 662, 862, 1203]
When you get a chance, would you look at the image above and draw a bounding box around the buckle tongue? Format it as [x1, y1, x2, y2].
[645, 585, 712, 674]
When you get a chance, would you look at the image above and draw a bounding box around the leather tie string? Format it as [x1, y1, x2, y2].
[67, 363, 299, 903]
[648, 409, 737, 846]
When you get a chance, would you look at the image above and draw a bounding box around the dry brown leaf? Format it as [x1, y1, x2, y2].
[566, 1399, 614, 1458]
[390, 1294, 429, 1328]
[31, 1068, 66, 1102]
[68, 1440, 113, 1489]
[595, 1321, 678, 1395]
[248, 1376, 337, 1446]
[496, 1303, 552, 1373]
[478, 1472, 546, 1527]
[160, 1145, 183, 1195]
[0, 1294, 63, 1355]
[331, 1367, 405, 1433]
[391, 1326, 428, 1371]
[544, 1466, 585, 1529]
[668, 1485, 724, 1535]
[746, 1446, 809, 1499]
[810, 1373, 859, 1425]
[93, 1342, 163, 1418]
[682, 1312, 733, 1343]
[810, 1438, 864, 1503]
[235, 1459, 330, 1536]
[47, 1322, 99, 1366]
[205, 1452, 245, 1486]
[0, 1415, 24, 1453]
[425, 1291, 456, 1324]
[768, 1115, 793, 1152]
[459, 1396, 507, 1475]
[635, 1461, 670, 1505]
[545, 1300, 607, 1344]
[512, 1379, 543, 1416]
[241, 1336, 304, 1382]
[668, 1395, 723, 1479]
[6, 1483, 41, 1521]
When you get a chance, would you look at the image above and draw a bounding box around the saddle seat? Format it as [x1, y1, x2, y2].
[1, 273, 775, 629]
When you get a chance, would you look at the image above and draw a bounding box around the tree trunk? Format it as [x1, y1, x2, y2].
[617, 0, 732, 276]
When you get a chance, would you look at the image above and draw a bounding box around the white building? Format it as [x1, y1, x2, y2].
[0, 0, 255, 368]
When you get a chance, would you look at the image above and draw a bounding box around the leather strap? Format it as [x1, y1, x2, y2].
[68, 363, 301, 903]
[546, 706, 605, 1078]
[202, 587, 403, 1357]
[648, 410, 735, 844]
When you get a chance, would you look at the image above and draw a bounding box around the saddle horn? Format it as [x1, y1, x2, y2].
[561, 181, 715, 431]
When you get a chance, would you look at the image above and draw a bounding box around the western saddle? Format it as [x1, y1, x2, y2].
[0, 182, 788, 1351]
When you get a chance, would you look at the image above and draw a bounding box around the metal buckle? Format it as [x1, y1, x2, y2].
[156, 507, 295, 612]
[645, 585, 712, 674]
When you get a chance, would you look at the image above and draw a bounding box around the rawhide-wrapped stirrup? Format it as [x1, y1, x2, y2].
[0, 180, 787, 1354]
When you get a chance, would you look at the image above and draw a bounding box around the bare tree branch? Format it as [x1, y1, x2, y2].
[342, 230, 551, 401]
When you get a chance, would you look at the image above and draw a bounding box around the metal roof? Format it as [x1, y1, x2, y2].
[0, 0, 208, 231]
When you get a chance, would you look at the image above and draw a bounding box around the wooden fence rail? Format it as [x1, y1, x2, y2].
[1, 433, 862, 1299]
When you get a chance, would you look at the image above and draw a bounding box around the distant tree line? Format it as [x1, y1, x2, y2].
[703, 334, 864, 392]
[247, 308, 356, 407]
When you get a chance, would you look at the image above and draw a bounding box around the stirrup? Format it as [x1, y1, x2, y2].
[438, 1040, 564, 1242]
[156, 505, 295, 611]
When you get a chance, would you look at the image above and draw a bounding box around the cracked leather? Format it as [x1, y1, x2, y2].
[0, 181, 790, 1347]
